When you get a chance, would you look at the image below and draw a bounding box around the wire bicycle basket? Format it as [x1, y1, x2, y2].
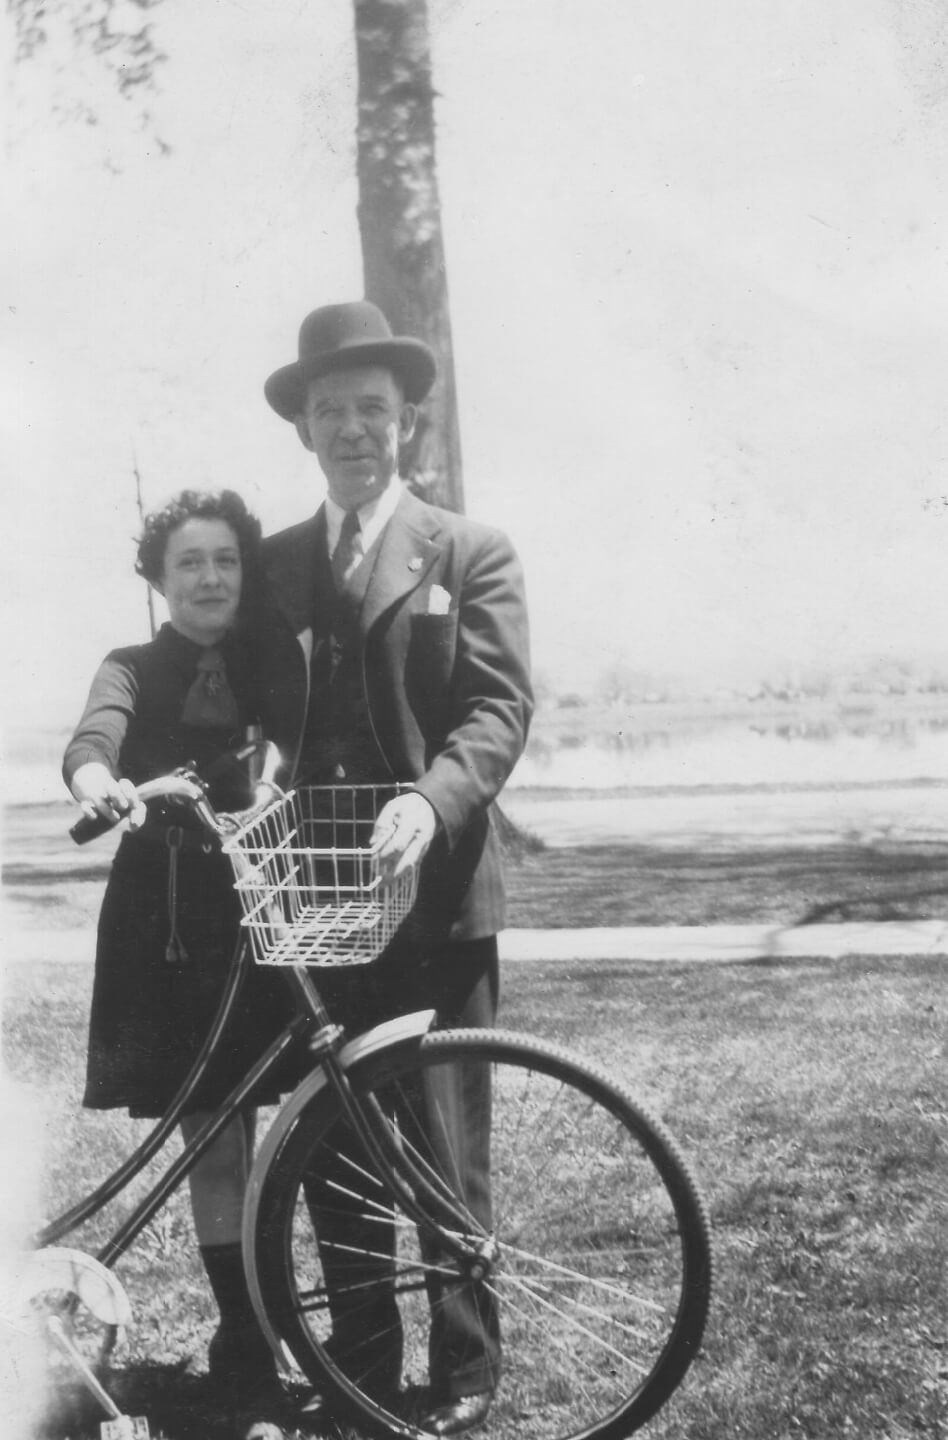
[222, 784, 419, 966]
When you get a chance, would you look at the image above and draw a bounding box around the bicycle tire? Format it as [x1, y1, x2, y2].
[247, 1027, 712, 1440]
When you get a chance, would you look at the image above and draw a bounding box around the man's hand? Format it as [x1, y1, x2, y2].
[70, 761, 147, 831]
[372, 791, 438, 883]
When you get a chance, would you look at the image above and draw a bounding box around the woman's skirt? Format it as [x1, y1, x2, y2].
[83, 830, 301, 1117]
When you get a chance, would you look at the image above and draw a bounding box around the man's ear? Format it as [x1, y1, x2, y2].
[294, 415, 316, 453]
[398, 402, 418, 445]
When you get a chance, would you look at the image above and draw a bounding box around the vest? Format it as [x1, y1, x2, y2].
[298, 529, 390, 784]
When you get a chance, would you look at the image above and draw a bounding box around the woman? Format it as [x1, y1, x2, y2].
[64, 489, 292, 1429]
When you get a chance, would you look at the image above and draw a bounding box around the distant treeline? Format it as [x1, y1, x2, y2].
[537, 657, 948, 710]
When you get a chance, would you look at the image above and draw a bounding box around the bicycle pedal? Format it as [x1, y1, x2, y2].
[100, 1418, 150, 1440]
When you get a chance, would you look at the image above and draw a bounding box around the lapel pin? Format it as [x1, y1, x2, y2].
[408, 557, 423, 572]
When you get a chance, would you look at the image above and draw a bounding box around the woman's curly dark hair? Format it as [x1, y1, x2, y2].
[135, 489, 263, 588]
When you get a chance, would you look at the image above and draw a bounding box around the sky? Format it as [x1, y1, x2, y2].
[4, 0, 948, 740]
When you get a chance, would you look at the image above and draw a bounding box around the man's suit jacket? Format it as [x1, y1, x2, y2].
[254, 489, 533, 942]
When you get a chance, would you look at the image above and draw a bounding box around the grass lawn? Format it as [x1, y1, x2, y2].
[2, 951, 946, 1439]
[503, 838, 948, 927]
[6, 832, 948, 939]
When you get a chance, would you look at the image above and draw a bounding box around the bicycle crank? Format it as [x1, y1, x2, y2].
[15, 1247, 149, 1438]
[47, 1317, 149, 1439]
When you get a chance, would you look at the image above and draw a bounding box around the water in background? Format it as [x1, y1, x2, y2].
[502, 706, 948, 847]
[509, 708, 948, 790]
[6, 709, 948, 806]
[3, 731, 75, 807]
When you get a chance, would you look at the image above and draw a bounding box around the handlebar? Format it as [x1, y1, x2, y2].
[68, 741, 284, 846]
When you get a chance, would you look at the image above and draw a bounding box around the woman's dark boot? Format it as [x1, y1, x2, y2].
[199, 1241, 288, 1435]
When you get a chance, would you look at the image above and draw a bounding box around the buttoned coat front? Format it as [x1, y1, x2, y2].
[254, 489, 533, 943]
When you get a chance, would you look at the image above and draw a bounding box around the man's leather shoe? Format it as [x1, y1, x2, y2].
[422, 1391, 492, 1436]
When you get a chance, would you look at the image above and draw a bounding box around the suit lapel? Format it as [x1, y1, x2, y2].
[359, 493, 443, 634]
[266, 511, 327, 634]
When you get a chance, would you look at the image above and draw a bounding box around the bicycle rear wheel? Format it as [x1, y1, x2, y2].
[248, 1028, 712, 1440]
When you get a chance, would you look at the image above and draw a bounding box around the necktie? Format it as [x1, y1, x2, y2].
[331, 508, 361, 591]
[180, 646, 240, 728]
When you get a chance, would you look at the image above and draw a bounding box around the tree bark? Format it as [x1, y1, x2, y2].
[353, 0, 464, 513]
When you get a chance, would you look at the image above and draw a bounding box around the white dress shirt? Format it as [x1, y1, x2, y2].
[325, 477, 404, 582]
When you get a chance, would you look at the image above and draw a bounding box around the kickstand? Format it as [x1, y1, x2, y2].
[45, 1315, 150, 1439]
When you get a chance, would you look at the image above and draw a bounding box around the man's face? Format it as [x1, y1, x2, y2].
[295, 364, 417, 509]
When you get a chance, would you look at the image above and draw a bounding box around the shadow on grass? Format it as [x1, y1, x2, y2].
[504, 838, 948, 928]
[34, 1364, 228, 1440]
[37, 1363, 424, 1440]
[34, 1366, 336, 1440]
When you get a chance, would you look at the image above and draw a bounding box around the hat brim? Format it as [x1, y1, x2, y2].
[265, 338, 437, 420]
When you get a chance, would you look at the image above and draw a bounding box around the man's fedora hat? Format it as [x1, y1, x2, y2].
[264, 300, 438, 420]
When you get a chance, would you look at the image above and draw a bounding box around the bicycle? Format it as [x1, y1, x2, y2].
[16, 753, 713, 1440]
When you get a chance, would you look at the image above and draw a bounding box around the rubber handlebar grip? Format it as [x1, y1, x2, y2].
[70, 811, 121, 845]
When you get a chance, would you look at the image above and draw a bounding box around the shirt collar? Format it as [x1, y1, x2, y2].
[158, 620, 241, 669]
[325, 476, 403, 556]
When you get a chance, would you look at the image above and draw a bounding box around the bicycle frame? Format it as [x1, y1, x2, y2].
[34, 931, 305, 1259]
[37, 764, 488, 1277]
[35, 760, 715, 1440]
[38, 950, 484, 1271]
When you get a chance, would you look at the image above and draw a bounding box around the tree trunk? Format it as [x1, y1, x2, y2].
[353, 0, 464, 513]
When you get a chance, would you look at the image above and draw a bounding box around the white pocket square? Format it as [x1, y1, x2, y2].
[427, 584, 451, 615]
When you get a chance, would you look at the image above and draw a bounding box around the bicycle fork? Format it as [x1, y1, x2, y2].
[288, 964, 499, 1284]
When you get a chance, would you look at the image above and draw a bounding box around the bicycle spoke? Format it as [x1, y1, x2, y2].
[482, 1275, 648, 1391]
[498, 1241, 668, 1315]
[250, 1028, 711, 1440]
[502, 1270, 658, 1366]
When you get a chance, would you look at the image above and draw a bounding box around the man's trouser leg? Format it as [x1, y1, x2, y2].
[304, 935, 501, 1403]
[411, 940, 501, 1401]
[407, 1035, 501, 1400]
[302, 1120, 403, 1401]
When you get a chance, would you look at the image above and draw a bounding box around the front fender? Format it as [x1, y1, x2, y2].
[242, 1007, 436, 1367]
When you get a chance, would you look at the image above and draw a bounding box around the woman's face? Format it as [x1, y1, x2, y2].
[157, 517, 242, 646]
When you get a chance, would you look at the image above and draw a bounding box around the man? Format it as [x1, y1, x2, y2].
[257, 300, 533, 1436]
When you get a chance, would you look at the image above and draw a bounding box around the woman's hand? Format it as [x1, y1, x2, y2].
[70, 762, 147, 831]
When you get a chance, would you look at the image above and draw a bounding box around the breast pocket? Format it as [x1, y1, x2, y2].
[406, 612, 458, 731]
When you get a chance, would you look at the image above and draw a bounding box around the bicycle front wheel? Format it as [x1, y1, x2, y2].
[249, 1028, 712, 1440]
